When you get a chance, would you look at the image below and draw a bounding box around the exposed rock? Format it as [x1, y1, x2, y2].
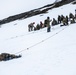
[0, 0, 75, 25]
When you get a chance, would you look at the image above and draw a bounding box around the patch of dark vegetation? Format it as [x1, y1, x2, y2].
[0, 0, 75, 25]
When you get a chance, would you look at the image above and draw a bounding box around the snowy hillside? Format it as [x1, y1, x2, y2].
[0, 1, 76, 75]
[0, 0, 55, 19]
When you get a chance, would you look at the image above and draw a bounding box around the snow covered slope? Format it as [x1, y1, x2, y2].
[0, 1, 76, 75]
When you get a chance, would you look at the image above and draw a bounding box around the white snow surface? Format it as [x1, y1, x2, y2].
[0, 1, 76, 75]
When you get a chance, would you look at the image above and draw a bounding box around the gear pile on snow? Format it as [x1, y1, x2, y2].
[0, 53, 21, 61]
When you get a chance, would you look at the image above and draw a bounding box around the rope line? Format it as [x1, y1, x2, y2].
[15, 26, 68, 54]
[5, 26, 47, 41]
[5, 29, 46, 41]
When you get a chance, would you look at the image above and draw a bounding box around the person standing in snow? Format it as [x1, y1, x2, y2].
[62, 17, 66, 25]
[61, 15, 65, 22]
[58, 15, 61, 24]
[69, 13, 75, 24]
[44, 19, 47, 27]
[45, 17, 51, 32]
[69, 13, 74, 19]
[65, 15, 69, 25]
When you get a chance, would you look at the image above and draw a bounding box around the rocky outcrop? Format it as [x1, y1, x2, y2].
[72, 0, 76, 4]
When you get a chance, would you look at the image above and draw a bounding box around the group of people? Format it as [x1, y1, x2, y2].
[28, 17, 52, 32]
[59, 13, 76, 27]
[28, 9, 76, 32]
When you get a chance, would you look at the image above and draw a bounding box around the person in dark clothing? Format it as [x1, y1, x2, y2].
[58, 15, 61, 24]
[44, 19, 47, 27]
[69, 13, 74, 19]
[36, 24, 40, 30]
[65, 16, 69, 25]
[52, 18, 58, 26]
[40, 21, 44, 28]
[61, 15, 65, 22]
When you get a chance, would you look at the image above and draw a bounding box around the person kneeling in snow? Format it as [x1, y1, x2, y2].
[28, 22, 35, 32]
